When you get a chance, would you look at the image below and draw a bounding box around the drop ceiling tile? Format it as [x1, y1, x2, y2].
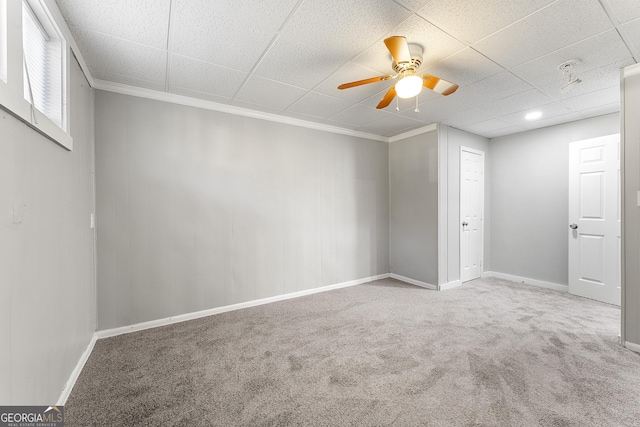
[498, 102, 573, 126]
[511, 30, 632, 88]
[473, 0, 614, 69]
[358, 114, 425, 136]
[229, 99, 284, 115]
[253, 35, 345, 90]
[171, 0, 299, 72]
[399, 92, 468, 122]
[324, 120, 361, 130]
[521, 112, 583, 129]
[281, 0, 411, 59]
[90, 69, 165, 92]
[441, 109, 495, 128]
[395, 0, 431, 11]
[234, 75, 307, 111]
[56, 0, 171, 48]
[481, 89, 554, 117]
[541, 58, 632, 100]
[417, 0, 556, 44]
[330, 104, 393, 127]
[421, 48, 504, 88]
[286, 92, 352, 118]
[352, 14, 465, 75]
[482, 126, 526, 139]
[460, 118, 513, 135]
[462, 71, 533, 107]
[606, 0, 640, 24]
[170, 54, 247, 98]
[169, 87, 231, 105]
[314, 63, 393, 102]
[621, 19, 640, 54]
[560, 86, 620, 111]
[69, 26, 167, 84]
[577, 102, 620, 118]
[387, 15, 466, 69]
[279, 111, 334, 126]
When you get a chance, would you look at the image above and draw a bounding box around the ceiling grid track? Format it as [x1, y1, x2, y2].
[164, 0, 176, 92]
[229, 0, 306, 102]
[597, 0, 640, 62]
[55, 0, 633, 139]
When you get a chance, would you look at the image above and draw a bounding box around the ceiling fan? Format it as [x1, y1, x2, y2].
[338, 36, 459, 110]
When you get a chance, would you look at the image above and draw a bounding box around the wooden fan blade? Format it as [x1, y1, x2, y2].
[338, 75, 393, 90]
[384, 36, 411, 65]
[422, 74, 459, 96]
[376, 85, 397, 109]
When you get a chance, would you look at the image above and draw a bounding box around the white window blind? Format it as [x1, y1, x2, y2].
[22, 0, 63, 129]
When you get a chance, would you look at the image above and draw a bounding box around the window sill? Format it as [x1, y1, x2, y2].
[0, 91, 72, 151]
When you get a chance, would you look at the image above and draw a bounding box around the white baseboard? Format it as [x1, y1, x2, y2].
[57, 332, 97, 405]
[96, 273, 391, 340]
[482, 271, 568, 293]
[390, 273, 438, 290]
[625, 341, 640, 354]
[439, 280, 462, 291]
[59, 273, 390, 403]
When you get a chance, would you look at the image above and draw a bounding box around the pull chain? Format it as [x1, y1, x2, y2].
[415, 93, 420, 113]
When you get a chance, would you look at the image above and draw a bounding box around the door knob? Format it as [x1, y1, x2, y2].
[462, 221, 468, 227]
[569, 223, 578, 230]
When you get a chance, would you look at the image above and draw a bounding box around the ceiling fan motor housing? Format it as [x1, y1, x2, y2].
[392, 43, 423, 73]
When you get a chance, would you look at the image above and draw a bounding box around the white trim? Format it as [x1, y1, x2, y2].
[623, 63, 640, 78]
[483, 271, 568, 293]
[460, 146, 485, 283]
[437, 124, 449, 284]
[56, 333, 97, 405]
[390, 273, 438, 290]
[43, 0, 93, 86]
[0, 0, 73, 149]
[624, 341, 640, 354]
[96, 273, 390, 339]
[92, 79, 388, 143]
[388, 123, 437, 143]
[439, 280, 462, 291]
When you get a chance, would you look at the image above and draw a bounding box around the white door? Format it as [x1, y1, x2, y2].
[568, 134, 620, 306]
[460, 148, 484, 282]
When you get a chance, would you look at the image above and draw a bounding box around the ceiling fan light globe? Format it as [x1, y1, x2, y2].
[395, 75, 423, 99]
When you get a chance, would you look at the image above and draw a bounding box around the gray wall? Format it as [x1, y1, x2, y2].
[438, 125, 490, 285]
[389, 130, 439, 285]
[0, 58, 96, 403]
[95, 91, 389, 330]
[622, 69, 640, 346]
[490, 113, 619, 285]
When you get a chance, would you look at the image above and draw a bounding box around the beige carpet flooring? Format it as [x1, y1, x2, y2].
[65, 277, 640, 426]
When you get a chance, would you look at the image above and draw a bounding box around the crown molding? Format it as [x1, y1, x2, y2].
[623, 63, 640, 78]
[388, 123, 438, 142]
[91, 79, 389, 142]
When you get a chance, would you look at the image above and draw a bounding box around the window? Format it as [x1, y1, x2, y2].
[22, 0, 64, 130]
[0, 0, 71, 149]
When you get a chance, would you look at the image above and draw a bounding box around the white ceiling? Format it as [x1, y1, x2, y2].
[55, 0, 639, 139]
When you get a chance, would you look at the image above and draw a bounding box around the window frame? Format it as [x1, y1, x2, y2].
[0, 0, 72, 150]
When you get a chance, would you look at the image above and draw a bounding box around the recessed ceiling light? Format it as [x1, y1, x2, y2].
[525, 111, 543, 120]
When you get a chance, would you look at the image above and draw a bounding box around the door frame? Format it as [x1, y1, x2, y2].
[459, 146, 485, 282]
